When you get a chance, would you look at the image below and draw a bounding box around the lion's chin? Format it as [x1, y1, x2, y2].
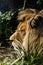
[11, 39, 24, 51]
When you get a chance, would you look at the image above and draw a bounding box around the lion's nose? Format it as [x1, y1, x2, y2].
[9, 32, 23, 43]
[9, 32, 17, 41]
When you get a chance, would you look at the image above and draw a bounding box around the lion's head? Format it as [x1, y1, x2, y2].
[10, 9, 43, 55]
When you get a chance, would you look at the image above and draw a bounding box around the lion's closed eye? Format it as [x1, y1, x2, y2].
[21, 29, 26, 36]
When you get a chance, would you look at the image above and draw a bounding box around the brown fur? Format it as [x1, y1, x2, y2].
[10, 9, 43, 55]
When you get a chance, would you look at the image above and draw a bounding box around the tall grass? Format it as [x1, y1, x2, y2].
[0, 35, 43, 65]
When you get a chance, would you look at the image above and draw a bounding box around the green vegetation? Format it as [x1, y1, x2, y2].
[0, 47, 43, 65]
[0, 11, 14, 47]
[37, 0, 43, 5]
[0, 0, 43, 65]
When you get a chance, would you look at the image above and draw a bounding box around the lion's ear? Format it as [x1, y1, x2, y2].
[39, 10, 43, 17]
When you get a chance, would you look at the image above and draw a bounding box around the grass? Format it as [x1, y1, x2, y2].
[0, 40, 43, 65]
[0, 48, 43, 65]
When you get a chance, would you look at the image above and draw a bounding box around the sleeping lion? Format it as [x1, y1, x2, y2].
[10, 9, 43, 55]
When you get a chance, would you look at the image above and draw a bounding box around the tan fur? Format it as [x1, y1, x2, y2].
[10, 9, 43, 55]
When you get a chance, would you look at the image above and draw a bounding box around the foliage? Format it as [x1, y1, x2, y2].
[0, 11, 14, 47]
[37, 0, 43, 5]
[0, 61, 7, 65]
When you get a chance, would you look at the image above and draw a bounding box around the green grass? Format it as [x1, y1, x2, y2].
[1, 50, 42, 65]
[0, 39, 43, 65]
[14, 51, 43, 65]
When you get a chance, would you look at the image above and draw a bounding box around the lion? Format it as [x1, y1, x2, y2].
[10, 9, 43, 55]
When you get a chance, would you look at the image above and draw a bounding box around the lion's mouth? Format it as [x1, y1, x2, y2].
[11, 39, 24, 51]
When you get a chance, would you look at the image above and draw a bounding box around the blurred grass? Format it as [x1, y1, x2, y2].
[0, 43, 43, 65]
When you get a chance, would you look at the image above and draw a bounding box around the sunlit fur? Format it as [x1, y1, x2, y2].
[10, 9, 43, 55]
